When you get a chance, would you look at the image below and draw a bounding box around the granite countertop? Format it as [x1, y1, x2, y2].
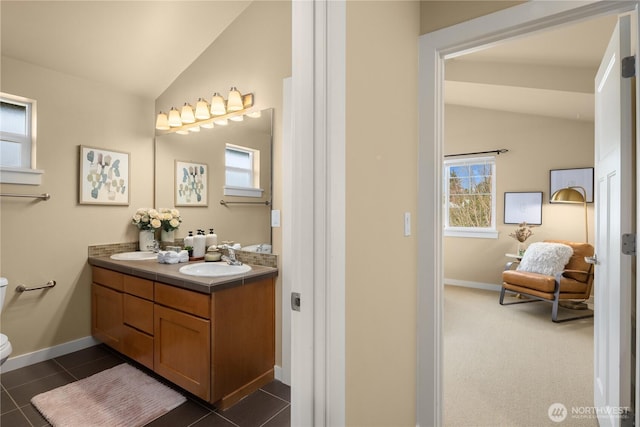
[88, 255, 278, 294]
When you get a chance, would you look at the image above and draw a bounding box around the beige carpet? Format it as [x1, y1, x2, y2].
[32, 363, 186, 427]
[444, 285, 597, 427]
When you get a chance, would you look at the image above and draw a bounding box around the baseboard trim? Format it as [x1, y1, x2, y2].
[444, 279, 501, 292]
[1, 336, 100, 373]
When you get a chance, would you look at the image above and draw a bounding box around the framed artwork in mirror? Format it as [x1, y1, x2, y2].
[549, 167, 594, 203]
[175, 160, 208, 206]
[504, 191, 542, 225]
[79, 145, 130, 205]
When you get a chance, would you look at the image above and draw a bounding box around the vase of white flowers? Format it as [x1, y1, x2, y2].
[159, 208, 182, 243]
[132, 208, 162, 250]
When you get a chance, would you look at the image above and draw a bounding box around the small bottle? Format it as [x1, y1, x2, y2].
[184, 231, 194, 249]
[193, 230, 206, 258]
[206, 228, 218, 247]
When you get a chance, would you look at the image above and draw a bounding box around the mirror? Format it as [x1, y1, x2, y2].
[154, 108, 273, 248]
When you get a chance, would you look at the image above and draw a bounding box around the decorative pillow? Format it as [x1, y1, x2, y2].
[516, 242, 573, 276]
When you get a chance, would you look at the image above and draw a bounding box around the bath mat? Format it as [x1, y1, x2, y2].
[31, 363, 186, 427]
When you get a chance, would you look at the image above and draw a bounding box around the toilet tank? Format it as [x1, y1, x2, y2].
[0, 278, 7, 313]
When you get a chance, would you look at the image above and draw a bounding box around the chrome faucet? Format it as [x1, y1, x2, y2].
[221, 246, 243, 265]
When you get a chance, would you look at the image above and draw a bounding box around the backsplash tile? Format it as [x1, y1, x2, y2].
[89, 242, 278, 268]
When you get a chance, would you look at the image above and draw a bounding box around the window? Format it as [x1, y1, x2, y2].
[0, 92, 42, 184]
[444, 156, 497, 238]
[224, 144, 263, 197]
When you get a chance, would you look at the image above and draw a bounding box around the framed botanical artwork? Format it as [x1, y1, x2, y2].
[504, 191, 543, 225]
[79, 145, 130, 205]
[175, 160, 208, 206]
[549, 167, 594, 203]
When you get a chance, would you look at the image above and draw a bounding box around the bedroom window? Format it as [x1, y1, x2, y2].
[0, 92, 43, 184]
[444, 156, 497, 238]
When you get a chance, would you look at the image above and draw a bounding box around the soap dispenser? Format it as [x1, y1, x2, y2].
[184, 231, 194, 249]
[193, 230, 206, 258]
[206, 228, 218, 247]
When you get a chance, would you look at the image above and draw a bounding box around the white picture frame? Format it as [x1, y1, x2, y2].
[504, 191, 543, 225]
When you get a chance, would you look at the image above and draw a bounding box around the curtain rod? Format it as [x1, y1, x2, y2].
[444, 149, 508, 158]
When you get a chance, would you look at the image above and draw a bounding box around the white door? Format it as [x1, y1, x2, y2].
[594, 14, 634, 427]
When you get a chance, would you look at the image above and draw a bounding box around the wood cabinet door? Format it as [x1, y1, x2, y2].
[122, 325, 154, 370]
[91, 283, 123, 352]
[154, 305, 211, 400]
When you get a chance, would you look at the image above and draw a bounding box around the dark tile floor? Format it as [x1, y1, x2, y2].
[0, 345, 290, 427]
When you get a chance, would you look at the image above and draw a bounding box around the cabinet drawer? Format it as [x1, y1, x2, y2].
[123, 325, 154, 370]
[92, 267, 123, 291]
[123, 294, 154, 335]
[124, 275, 154, 300]
[154, 283, 210, 319]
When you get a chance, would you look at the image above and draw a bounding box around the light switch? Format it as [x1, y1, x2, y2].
[404, 212, 411, 236]
[271, 209, 281, 227]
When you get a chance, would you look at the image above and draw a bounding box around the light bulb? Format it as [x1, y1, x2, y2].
[181, 103, 195, 124]
[210, 93, 226, 116]
[227, 87, 243, 112]
[168, 107, 182, 127]
[155, 112, 170, 130]
[195, 98, 210, 120]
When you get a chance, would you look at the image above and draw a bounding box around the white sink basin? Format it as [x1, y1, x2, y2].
[110, 251, 158, 261]
[179, 262, 251, 277]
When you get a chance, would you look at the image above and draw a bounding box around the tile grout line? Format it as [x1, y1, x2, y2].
[259, 404, 290, 427]
[259, 388, 290, 405]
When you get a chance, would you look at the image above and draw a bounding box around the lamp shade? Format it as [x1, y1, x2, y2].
[551, 187, 585, 203]
[180, 103, 196, 124]
[210, 93, 226, 116]
[155, 112, 170, 130]
[227, 87, 243, 112]
[194, 98, 210, 120]
[168, 107, 182, 127]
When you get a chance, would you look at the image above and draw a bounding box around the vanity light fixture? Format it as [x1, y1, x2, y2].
[155, 112, 170, 130]
[155, 88, 254, 135]
[180, 103, 196, 124]
[210, 93, 226, 116]
[227, 87, 243, 112]
[195, 98, 210, 120]
[168, 107, 182, 127]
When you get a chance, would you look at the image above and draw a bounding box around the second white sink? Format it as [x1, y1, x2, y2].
[179, 262, 251, 277]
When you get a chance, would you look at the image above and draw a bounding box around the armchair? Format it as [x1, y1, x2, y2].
[500, 240, 594, 323]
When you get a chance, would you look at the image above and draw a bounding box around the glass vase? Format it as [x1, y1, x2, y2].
[517, 242, 527, 257]
[139, 229, 155, 251]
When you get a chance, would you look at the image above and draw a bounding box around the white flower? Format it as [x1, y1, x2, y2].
[150, 218, 162, 229]
[169, 218, 180, 228]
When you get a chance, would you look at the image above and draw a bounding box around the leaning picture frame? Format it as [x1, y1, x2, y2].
[175, 160, 208, 206]
[549, 167, 594, 203]
[504, 191, 543, 225]
[79, 145, 130, 205]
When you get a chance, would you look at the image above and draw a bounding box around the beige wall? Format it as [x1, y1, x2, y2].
[0, 57, 155, 356]
[155, 0, 291, 369]
[420, 0, 525, 34]
[346, 2, 419, 425]
[444, 105, 595, 285]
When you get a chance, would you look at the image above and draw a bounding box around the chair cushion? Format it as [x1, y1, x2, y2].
[503, 270, 556, 292]
[516, 242, 573, 276]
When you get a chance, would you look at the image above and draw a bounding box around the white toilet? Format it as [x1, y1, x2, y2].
[0, 278, 13, 365]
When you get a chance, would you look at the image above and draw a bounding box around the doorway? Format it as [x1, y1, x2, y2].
[441, 16, 612, 425]
[417, 2, 639, 426]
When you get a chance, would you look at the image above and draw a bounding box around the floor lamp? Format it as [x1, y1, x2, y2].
[550, 186, 588, 243]
[550, 185, 589, 310]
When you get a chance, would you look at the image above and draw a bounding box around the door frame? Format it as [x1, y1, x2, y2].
[417, 1, 639, 426]
[289, 1, 346, 426]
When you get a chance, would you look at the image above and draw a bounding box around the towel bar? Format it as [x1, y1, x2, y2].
[16, 280, 56, 292]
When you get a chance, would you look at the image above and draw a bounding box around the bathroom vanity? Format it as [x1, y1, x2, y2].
[88, 256, 277, 409]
